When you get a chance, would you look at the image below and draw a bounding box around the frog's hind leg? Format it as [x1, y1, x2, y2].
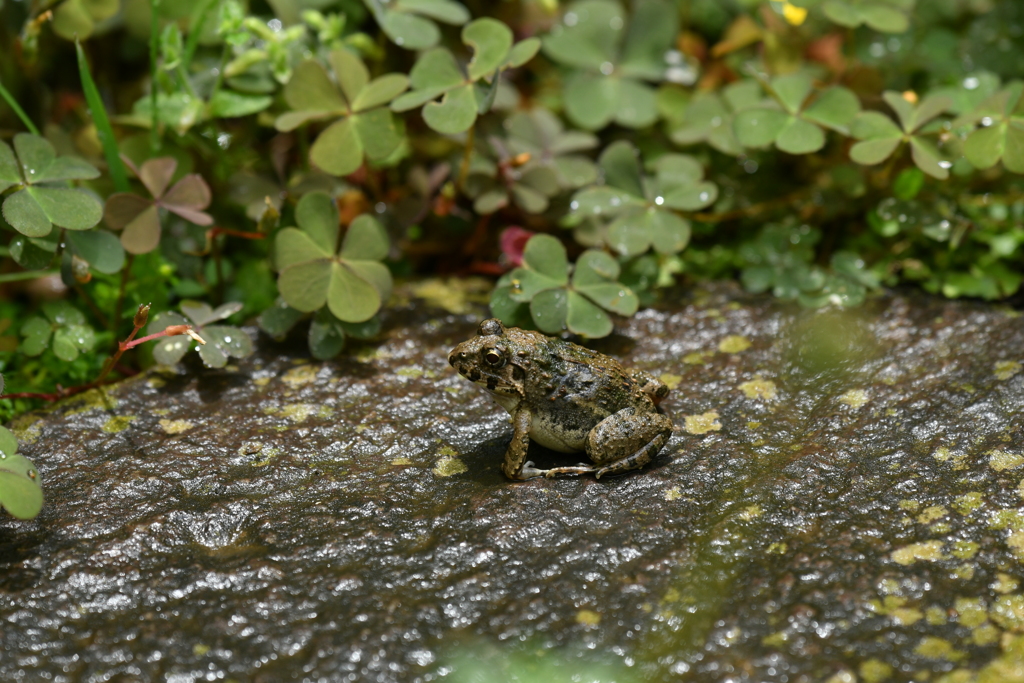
[586, 409, 673, 479]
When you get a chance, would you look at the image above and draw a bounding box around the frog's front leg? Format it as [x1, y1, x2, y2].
[585, 407, 673, 479]
[501, 405, 546, 480]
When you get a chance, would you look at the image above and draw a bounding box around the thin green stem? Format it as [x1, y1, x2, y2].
[0, 78, 40, 135]
[183, 0, 219, 70]
[208, 43, 232, 107]
[0, 269, 59, 283]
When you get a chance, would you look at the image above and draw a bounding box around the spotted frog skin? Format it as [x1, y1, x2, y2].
[448, 319, 673, 480]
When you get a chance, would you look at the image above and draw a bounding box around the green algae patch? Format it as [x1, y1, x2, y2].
[917, 505, 947, 524]
[839, 389, 869, 409]
[994, 360, 1022, 381]
[859, 658, 893, 683]
[159, 419, 194, 435]
[933, 446, 969, 470]
[684, 410, 721, 435]
[915, 636, 965, 662]
[281, 364, 318, 389]
[6, 415, 42, 444]
[989, 449, 1024, 471]
[683, 350, 712, 365]
[659, 374, 682, 390]
[899, 499, 921, 512]
[990, 594, 1024, 631]
[951, 540, 980, 560]
[994, 573, 1020, 594]
[575, 609, 601, 627]
[391, 457, 413, 466]
[434, 455, 467, 477]
[663, 486, 682, 501]
[955, 597, 988, 628]
[738, 377, 776, 400]
[891, 541, 947, 565]
[410, 277, 491, 315]
[279, 404, 316, 423]
[953, 492, 985, 515]
[718, 335, 751, 353]
[102, 415, 136, 433]
[397, 366, 438, 379]
[63, 388, 118, 416]
[868, 595, 923, 626]
[738, 504, 762, 521]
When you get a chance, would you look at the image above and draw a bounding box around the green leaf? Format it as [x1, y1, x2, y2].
[802, 86, 861, 133]
[284, 60, 347, 113]
[648, 210, 692, 255]
[310, 117, 364, 176]
[541, 0, 623, 71]
[352, 108, 403, 161]
[772, 73, 814, 115]
[279, 260, 333, 312]
[659, 181, 717, 211]
[614, 79, 659, 128]
[775, 116, 826, 154]
[577, 282, 638, 316]
[572, 249, 620, 286]
[909, 137, 950, 179]
[339, 315, 381, 340]
[3, 190, 52, 237]
[66, 229, 125, 274]
[200, 325, 253, 367]
[13, 133, 56, 181]
[329, 49, 369, 106]
[259, 299, 305, 339]
[505, 38, 541, 69]
[396, 0, 470, 24]
[734, 108, 789, 149]
[296, 191, 340, 254]
[619, 0, 678, 80]
[489, 282, 532, 329]
[407, 48, 465, 91]
[382, 11, 441, 50]
[570, 187, 642, 217]
[19, 317, 51, 356]
[26, 186, 103, 232]
[345, 260, 393, 303]
[564, 73, 617, 131]
[208, 91, 272, 118]
[599, 141, 645, 198]
[463, 18, 513, 81]
[309, 308, 346, 360]
[327, 262, 382, 322]
[52, 324, 94, 362]
[0, 427, 17, 457]
[9, 235, 55, 270]
[352, 74, 410, 111]
[607, 207, 653, 257]
[909, 94, 952, 133]
[522, 234, 569, 282]
[341, 214, 389, 261]
[892, 168, 925, 200]
[422, 83, 478, 134]
[180, 300, 215, 326]
[1004, 121, 1024, 173]
[0, 141, 20, 193]
[566, 290, 613, 338]
[530, 287, 569, 334]
[859, 2, 909, 32]
[964, 124, 1005, 170]
[0, 453, 43, 520]
[276, 229, 332, 273]
[511, 184, 549, 214]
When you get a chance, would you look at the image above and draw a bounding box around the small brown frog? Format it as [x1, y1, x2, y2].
[448, 319, 673, 480]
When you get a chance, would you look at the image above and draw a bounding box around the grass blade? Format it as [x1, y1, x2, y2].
[0, 79, 40, 135]
[76, 41, 130, 193]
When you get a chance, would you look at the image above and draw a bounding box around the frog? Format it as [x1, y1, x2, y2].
[448, 318, 674, 480]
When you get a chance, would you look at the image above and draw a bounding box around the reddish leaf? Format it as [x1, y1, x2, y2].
[160, 174, 213, 226]
[139, 157, 178, 199]
[120, 204, 161, 254]
[104, 192, 153, 231]
[500, 226, 534, 267]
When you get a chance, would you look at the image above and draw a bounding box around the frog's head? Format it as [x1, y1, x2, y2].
[448, 319, 525, 398]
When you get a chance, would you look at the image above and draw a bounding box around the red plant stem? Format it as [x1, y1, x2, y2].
[208, 227, 266, 240]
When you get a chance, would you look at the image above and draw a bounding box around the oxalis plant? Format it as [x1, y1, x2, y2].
[4, 0, 1024, 518]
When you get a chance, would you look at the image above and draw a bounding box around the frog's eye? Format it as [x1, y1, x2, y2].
[483, 349, 505, 367]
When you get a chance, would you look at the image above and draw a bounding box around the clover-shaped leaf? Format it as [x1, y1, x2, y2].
[276, 49, 409, 176]
[258, 298, 381, 360]
[668, 80, 765, 156]
[849, 91, 953, 179]
[364, 0, 470, 50]
[0, 133, 102, 238]
[733, 73, 861, 154]
[103, 156, 213, 255]
[504, 108, 600, 189]
[542, 0, 678, 130]
[390, 19, 540, 135]
[954, 82, 1024, 174]
[491, 235, 638, 338]
[0, 426, 43, 521]
[19, 300, 96, 362]
[149, 301, 253, 368]
[275, 191, 393, 324]
[51, 0, 119, 40]
[567, 141, 717, 257]
[792, 0, 914, 33]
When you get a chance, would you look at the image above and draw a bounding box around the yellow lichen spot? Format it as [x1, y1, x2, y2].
[664, 486, 682, 501]
[824, 671, 856, 683]
[739, 378, 777, 401]
[1008, 531, 1024, 560]
[718, 335, 751, 353]
[932, 446, 968, 470]
[995, 360, 1022, 381]
[193, 644, 211, 657]
[990, 450, 1024, 471]
[859, 658, 893, 683]
[253, 376, 271, 387]
[281, 364, 317, 389]
[391, 457, 413, 466]
[151, 408, 170, 416]
[102, 415, 135, 434]
[899, 499, 921, 512]
[63, 388, 118, 416]
[762, 631, 788, 647]
[747, 421, 762, 430]
[839, 389, 869, 409]
[953, 563, 975, 581]
[683, 351, 712, 365]
[410, 277, 490, 315]
[955, 597, 988, 628]
[659, 373, 683, 390]
[437, 445, 458, 457]
[915, 636, 965, 662]
[952, 492, 984, 515]
[891, 606, 924, 626]
[249, 447, 280, 467]
[993, 573, 1020, 594]
[925, 606, 947, 625]
[781, 1, 808, 25]
[917, 505, 947, 525]
[951, 540, 980, 560]
[738, 504, 762, 521]
[277, 404, 314, 423]
[7, 415, 42, 444]
[891, 541, 946, 565]
[147, 377, 166, 389]
[575, 609, 601, 627]
[990, 594, 1024, 631]
[768, 542, 787, 554]
[397, 366, 427, 379]
[684, 411, 721, 435]
[434, 455, 467, 477]
[159, 419, 194, 435]
[971, 623, 1000, 646]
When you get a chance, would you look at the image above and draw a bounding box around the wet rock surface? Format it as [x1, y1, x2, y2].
[4, 281, 1024, 682]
